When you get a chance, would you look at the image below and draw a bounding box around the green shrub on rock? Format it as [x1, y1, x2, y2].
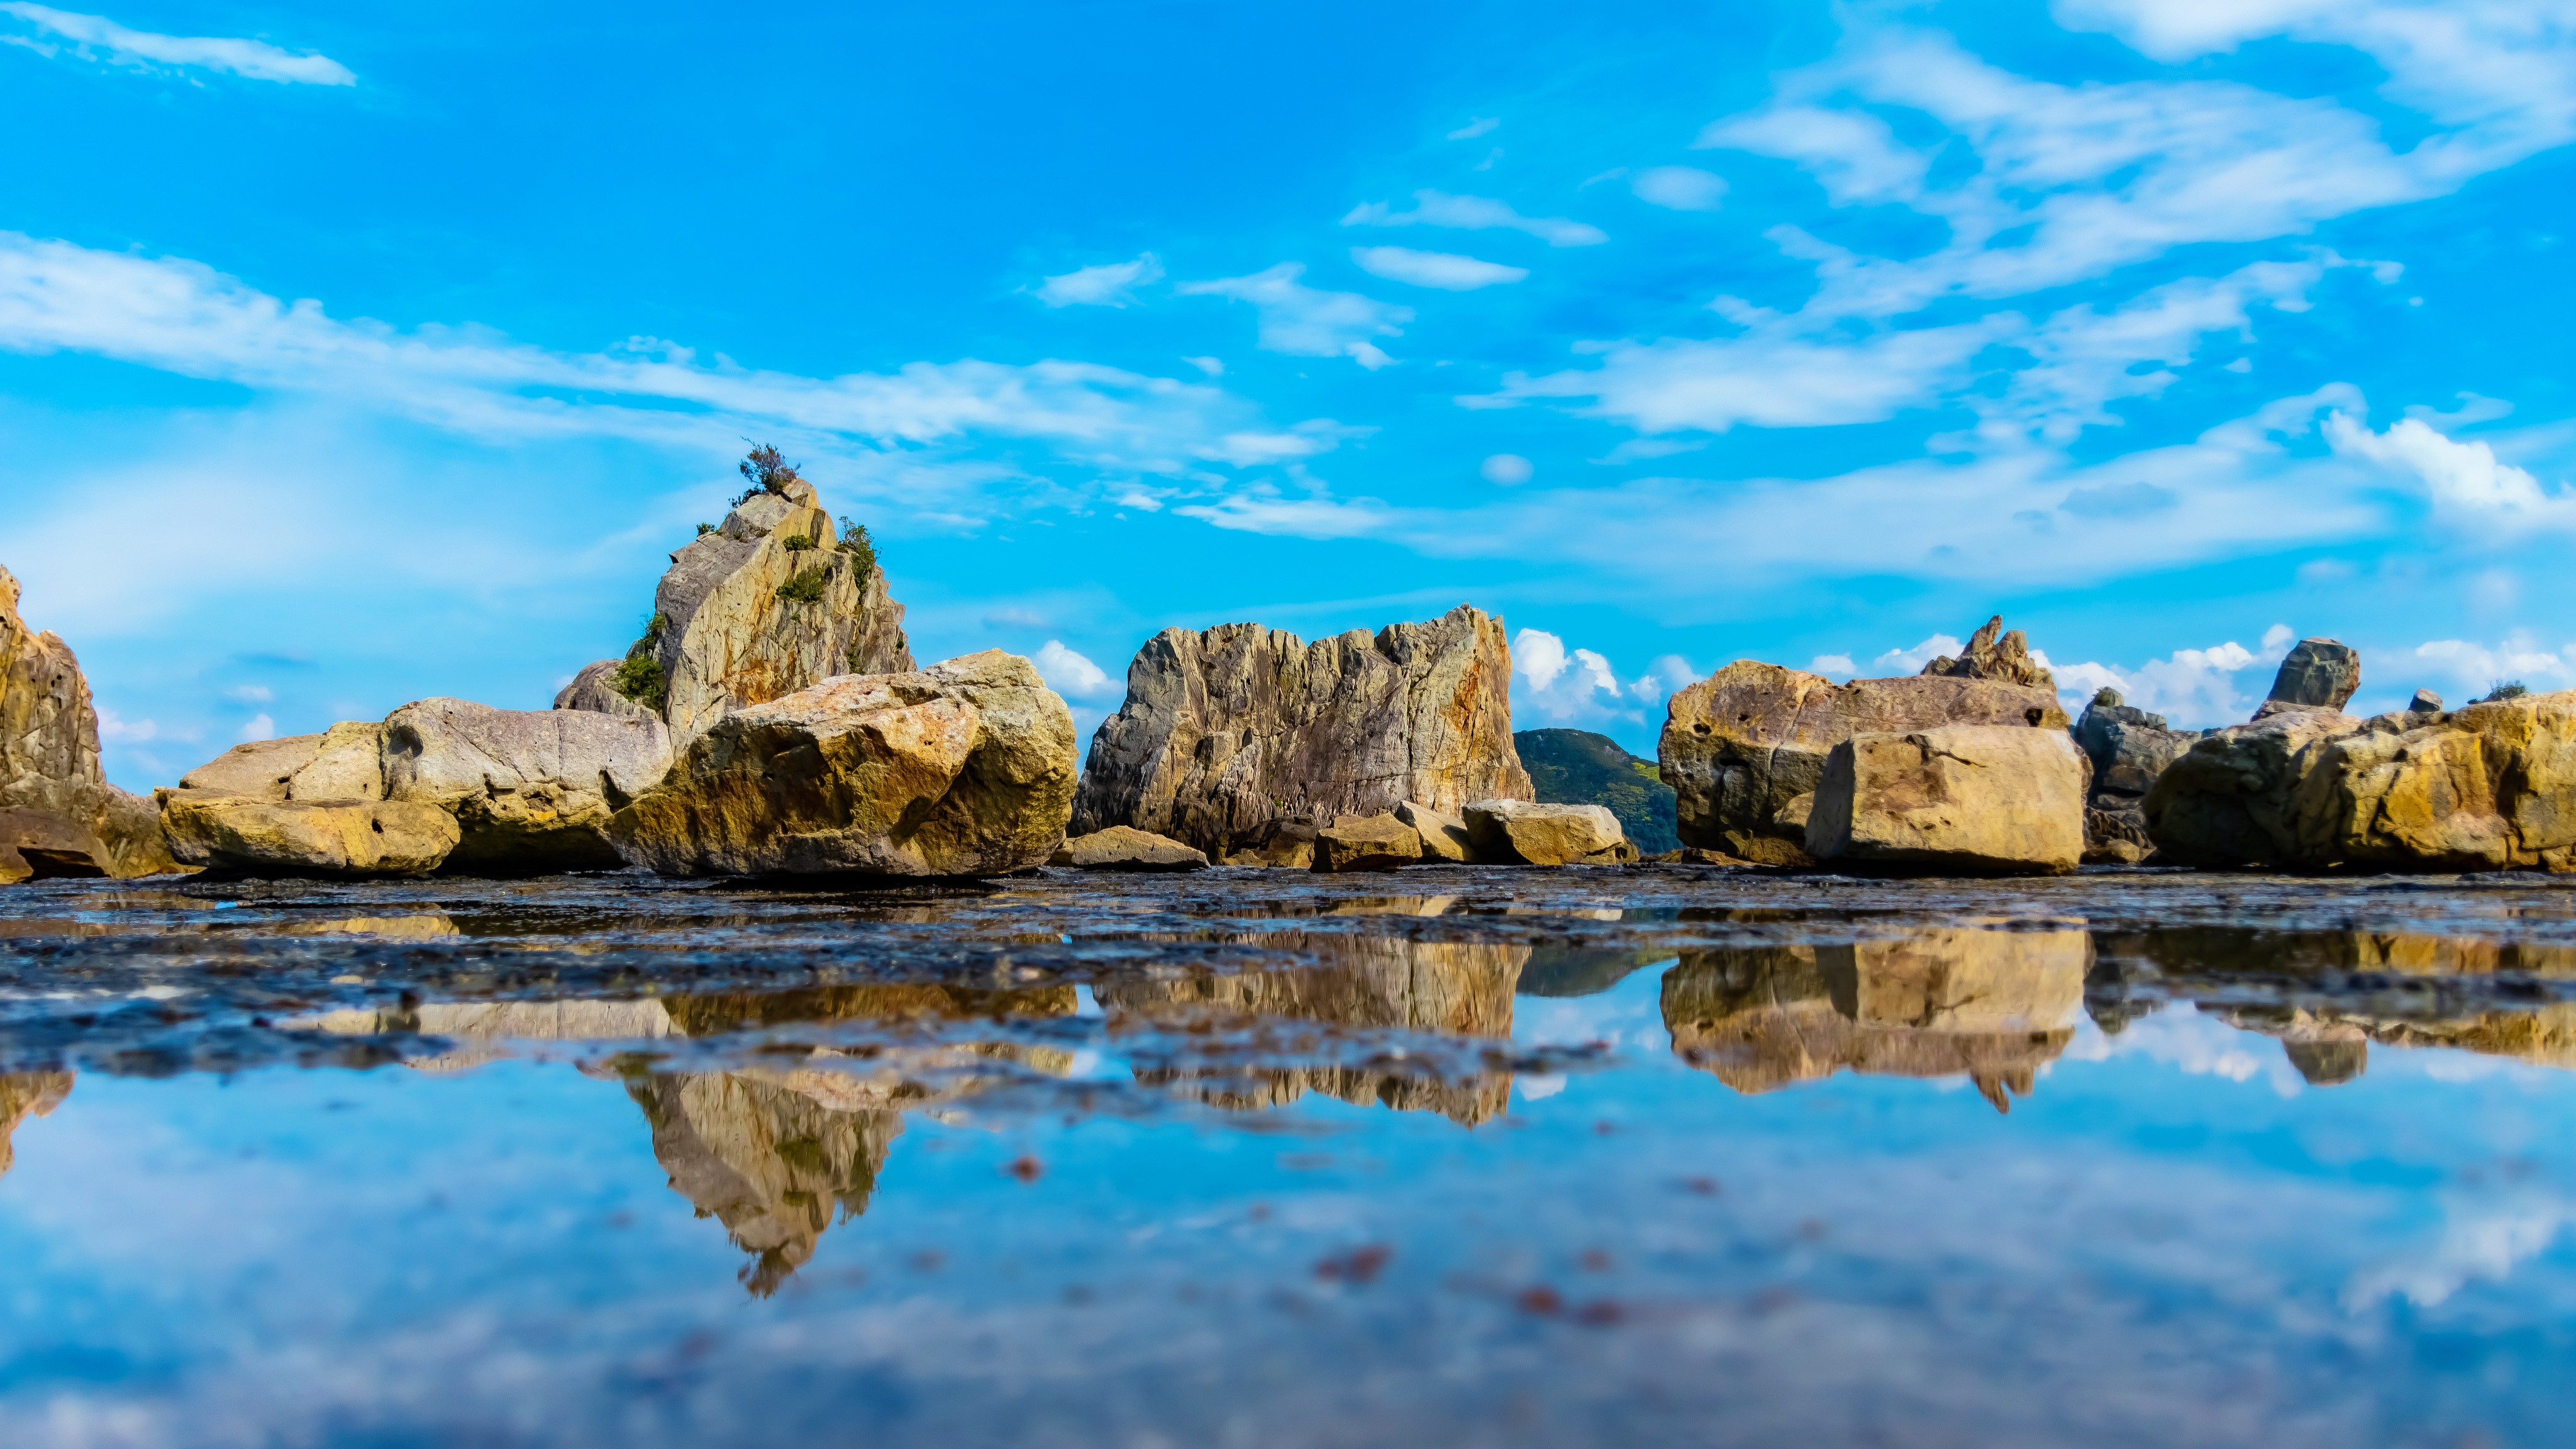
[775, 567, 830, 604]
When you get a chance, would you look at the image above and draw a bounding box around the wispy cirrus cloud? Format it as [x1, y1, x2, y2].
[1342, 189, 1607, 247]
[1030, 253, 1163, 308]
[1175, 262, 1411, 368]
[1349, 246, 1528, 291]
[0, 3, 353, 85]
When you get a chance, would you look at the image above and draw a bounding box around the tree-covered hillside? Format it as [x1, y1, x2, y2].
[1514, 729, 1680, 855]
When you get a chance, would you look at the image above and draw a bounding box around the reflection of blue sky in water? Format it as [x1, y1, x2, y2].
[6, 975, 2576, 1445]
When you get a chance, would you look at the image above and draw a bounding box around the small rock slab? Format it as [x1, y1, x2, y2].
[159, 794, 460, 877]
[1806, 725, 2084, 875]
[1313, 813, 1421, 872]
[1052, 826, 1208, 872]
[1463, 799, 1634, 865]
[1396, 800, 1477, 862]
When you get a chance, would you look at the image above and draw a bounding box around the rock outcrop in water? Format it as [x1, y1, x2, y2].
[1806, 725, 2085, 874]
[381, 698, 671, 872]
[558, 470, 914, 750]
[2072, 689, 2201, 863]
[609, 650, 1076, 878]
[1051, 824, 1208, 871]
[0, 565, 179, 881]
[1070, 606, 1531, 859]
[1919, 615, 2056, 689]
[1657, 662, 2068, 867]
[1463, 799, 1633, 865]
[1660, 929, 2087, 1109]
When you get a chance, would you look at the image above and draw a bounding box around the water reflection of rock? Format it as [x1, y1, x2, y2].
[1661, 929, 2088, 1111]
[1095, 935, 1529, 1126]
[0, 1071, 70, 1177]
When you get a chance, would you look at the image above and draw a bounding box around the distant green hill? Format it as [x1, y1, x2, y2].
[1514, 729, 1680, 855]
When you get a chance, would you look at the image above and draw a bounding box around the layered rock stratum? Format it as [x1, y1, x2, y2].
[0, 565, 179, 881]
[1071, 605, 1531, 858]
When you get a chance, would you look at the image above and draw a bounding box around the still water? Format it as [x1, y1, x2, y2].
[4, 865, 2576, 1446]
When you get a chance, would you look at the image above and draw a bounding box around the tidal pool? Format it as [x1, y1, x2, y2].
[4, 865, 2576, 1446]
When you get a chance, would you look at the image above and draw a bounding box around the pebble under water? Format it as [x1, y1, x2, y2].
[5, 863, 2576, 1446]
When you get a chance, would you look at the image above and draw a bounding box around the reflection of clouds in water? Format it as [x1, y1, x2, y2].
[2345, 1196, 2576, 1311]
[2065, 1004, 2304, 1096]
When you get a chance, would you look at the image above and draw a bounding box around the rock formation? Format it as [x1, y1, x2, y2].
[1050, 824, 1208, 871]
[1657, 662, 2068, 867]
[2262, 637, 2361, 714]
[1806, 725, 2085, 875]
[1463, 799, 1633, 865]
[1514, 728, 1680, 855]
[2140, 708, 2364, 869]
[2409, 689, 2444, 714]
[160, 794, 461, 876]
[1313, 811, 1423, 872]
[1397, 799, 1475, 862]
[608, 650, 1077, 878]
[0, 1071, 71, 1179]
[381, 698, 672, 872]
[558, 470, 913, 750]
[0, 564, 179, 880]
[1919, 614, 2056, 689]
[1660, 929, 2087, 1109]
[1070, 605, 1532, 859]
[2070, 689, 2202, 863]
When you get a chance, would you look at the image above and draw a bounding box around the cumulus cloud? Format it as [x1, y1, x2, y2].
[1348, 245, 1528, 291]
[1630, 165, 1728, 211]
[1177, 263, 1411, 368]
[2324, 411, 2576, 530]
[1032, 640, 1115, 698]
[2045, 640, 2267, 725]
[1871, 634, 1963, 674]
[2410, 638, 2574, 698]
[1511, 628, 1672, 726]
[1809, 653, 1858, 677]
[0, 3, 355, 84]
[236, 712, 275, 742]
[1479, 453, 1532, 485]
[1031, 253, 1163, 308]
[1341, 189, 1608, 247]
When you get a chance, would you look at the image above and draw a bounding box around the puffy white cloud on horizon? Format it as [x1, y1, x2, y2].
[1341, 189, 1608, 247]
[1872, 634, 1964, 674]
[0, 3, 354, 84]
[236, 712, 275, 742]
[1177, 262, 1411, 368]
[1032, 253, 1163, 307]
[2410, 637, 2576, 699]
[2046, 640, 2267, 725]
[1033, 640, 1115, 699]
[1630, 165, 1728, 211]
[1511, 629, 1681, 729]
[2324, 411, 2576, 530]
[1348, 246, 1528, 291]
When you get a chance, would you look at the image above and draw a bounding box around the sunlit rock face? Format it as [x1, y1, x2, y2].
[1094, 933, 1530, 1125]
[609, 650, 1077, 879]
[0, 1070, 70, 1178]
[380, 698, 672, 873]
[1658, 662, 2068, 867]
[1918, 614, 2056, 690]
[1806, 725, 2087, 875]
[1660, 928, 2088, 1110]
[0, 565, 177, 881]
[1071, 606, 1531, 859]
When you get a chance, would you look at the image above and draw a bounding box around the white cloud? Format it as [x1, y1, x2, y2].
[1032, 640, 1114, 699]
[1630, 165, 1728, 211]
[1031, 253, 1163, 308]
[2324, 411, 2576, 530]
[0, 3, 355, 84]
[1484, 318, 2003, 433]
[1479, 453, 1533, 485]
[237, 712, 275, 742]
[2346, 1196, 2576, 1309]
[1180, 355, 1223, 376]
[0, 231, 1331, 479]
[1348, 245, 1528, 291]
[95, 707, 156, 741]
[1341, 189, 1608, 247]
[1170, 484, 1397, 540]
[2048, 640, 2265, 725]
[1177, 262, 1411, 367]
[1872, 634, 1963, 674]
[1809, 653, 1858, 677]
[1446, 116, 1500, 140]
[2410, 637, 2573, 697]
[223, 684, 273, 703]
[1511, 628, 1667, 726]
[2262, 623, 2297, 655]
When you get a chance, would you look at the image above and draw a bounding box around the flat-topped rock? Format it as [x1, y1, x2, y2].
[1052, 825, 1208, 872]
[608, 650, 1075, 878]
[382, 699, 672, 873]
[1313, 812, 1422, 872]
[1806, 725, 2085, 875]
[1463, 799, 1632, 865]
[159, 794, 460, 877]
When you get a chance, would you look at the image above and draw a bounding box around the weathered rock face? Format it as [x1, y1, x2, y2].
[1920, 614, 2056, 689]
[1397, 799, 1475, 863]
[608, 650, 1076, 878]
[2265, 637, 2361, 713]
[1314, 811, 1423, 872]
[1463, 799, 1633, 865]
[1219, 819, 1317, 869]
[1658, 662, 2069, 867]
[381, 699, 673, 873]
[2072, 691, 2202, 863]
[1070, 606, 1533, 859]
[1660, 929, 2087, 1109]
[2141, 709, 2367, 868]
[2287, 691, 2576, 871]
[1806, 726, 2085, 875]
[1052, 824, 1208, 871]
[160, 794, 461, 877]
[0, 1071, 72, 1179]
[0, 565, 180, 879]
[2409, 689, 2445, 714]
[562, 478, 914, 748]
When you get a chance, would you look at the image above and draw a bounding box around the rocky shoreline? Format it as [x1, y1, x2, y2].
[3, 457, 2556, 886]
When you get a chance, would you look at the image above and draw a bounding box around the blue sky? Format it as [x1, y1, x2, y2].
[4, 0, 2576, 789]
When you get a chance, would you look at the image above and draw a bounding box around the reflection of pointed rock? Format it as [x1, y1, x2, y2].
[1662, 929, 2086, 1109]
[628, 1071, 902, 1297]
[0, 1071, 71, 1177]
[1096, 935, 1528, 1125]
[2223, 996, 2576, 1075]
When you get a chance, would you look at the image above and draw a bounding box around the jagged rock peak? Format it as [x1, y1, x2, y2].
[0, 563, 178, 880]
[1920, 615, 2055, 689]
[1070, 604, 1533, 858]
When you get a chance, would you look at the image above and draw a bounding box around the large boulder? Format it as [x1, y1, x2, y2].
[2141, 708, 2367, 868]
[561, 475, 914, 749]
[608, 650, 1075, 878]
[1463, 799, 1633, 865]
[381, 699, 673, 872]
[1071, 605, 1533, 858]
[2263, 637, 2360, 713]
[1806, 725, 2085, 875]
[0, 564, 181, 879]
[1313, 812, 1423, 872]
[1657, 662, 2068, 867]
[2071, 689, 2202, 862]
[160, 794, 460, 877]
[2289, 691, 2576, 871]
[1051, 825, 1208, 872]
[1919, 614, 2055, 689]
